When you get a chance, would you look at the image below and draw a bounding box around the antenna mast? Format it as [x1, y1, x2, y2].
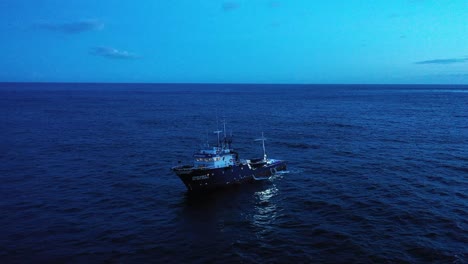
[255, 132, 267, 161]
[205, 130, 209, 147]
[214, 130, 222, 147]
[223, 119, 226, 139]
[214, 112, 222, 147]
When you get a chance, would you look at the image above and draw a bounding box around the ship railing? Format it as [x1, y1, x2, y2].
[172, 165, 193, 171]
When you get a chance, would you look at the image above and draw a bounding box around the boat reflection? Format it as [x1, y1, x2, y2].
[252, 185, 279, 237]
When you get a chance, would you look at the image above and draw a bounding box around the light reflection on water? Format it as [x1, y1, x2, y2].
[252, 185, 279, 237]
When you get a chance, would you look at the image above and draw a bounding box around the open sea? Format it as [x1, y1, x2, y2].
[0, 83, 467, 263]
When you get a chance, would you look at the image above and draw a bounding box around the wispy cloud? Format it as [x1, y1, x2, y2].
[90, 47, 139, 60]
[34, 19, 104, 34]
[415, 57, 468, 65]
[222, 2, 240, 11]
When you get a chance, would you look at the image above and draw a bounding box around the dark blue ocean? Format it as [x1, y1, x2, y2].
[0, 83, 467, 263]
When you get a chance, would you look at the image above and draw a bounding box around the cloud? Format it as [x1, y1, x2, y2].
[34, 19, 104, 34]
[90, 47, 139, 60]
[222, 2, 240, 11]
[415, 57, 468, 65]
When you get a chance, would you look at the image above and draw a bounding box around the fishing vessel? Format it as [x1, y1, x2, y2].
[172, 122, 287, 191]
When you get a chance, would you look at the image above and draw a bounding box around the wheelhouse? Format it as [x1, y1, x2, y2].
[193, 147, 236, 168]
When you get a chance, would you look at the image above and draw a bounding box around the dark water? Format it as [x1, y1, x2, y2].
[0, 83, 467, 263]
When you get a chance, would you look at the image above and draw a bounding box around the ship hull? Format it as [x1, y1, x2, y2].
[173, 160, 287, 192]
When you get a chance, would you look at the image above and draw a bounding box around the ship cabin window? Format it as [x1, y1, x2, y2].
[195, 157, 221, 162]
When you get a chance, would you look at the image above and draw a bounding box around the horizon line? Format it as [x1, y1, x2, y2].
[0, 81, 467, 86]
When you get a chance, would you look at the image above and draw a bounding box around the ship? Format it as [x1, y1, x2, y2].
[172, 122, 287, 192]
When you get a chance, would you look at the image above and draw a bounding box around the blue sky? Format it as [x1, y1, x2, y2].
[1, 0, 467, 84]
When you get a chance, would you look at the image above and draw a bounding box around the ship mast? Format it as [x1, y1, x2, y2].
[214, 114, 222, 147]
[255, 132, 267, 161]
[223, 119, 227, 149]
[223, 119, 226, 138]
[214, 130, 222, 147]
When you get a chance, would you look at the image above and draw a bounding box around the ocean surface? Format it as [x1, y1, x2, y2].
[0, 83, 467, 263]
